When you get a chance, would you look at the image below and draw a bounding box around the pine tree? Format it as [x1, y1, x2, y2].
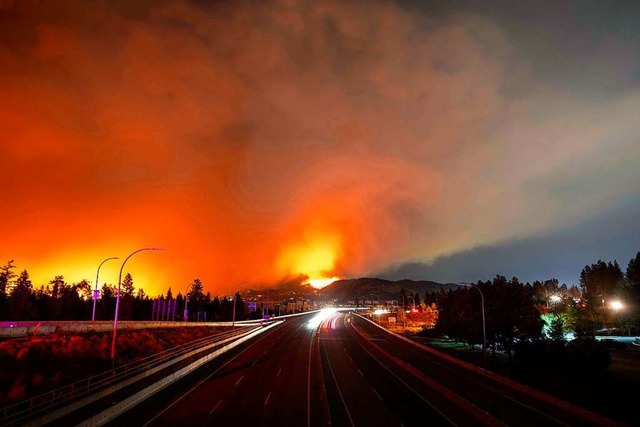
[122, 273, 135, 296]
[625, 252, 640, 314]
[9, 270, 35, 320]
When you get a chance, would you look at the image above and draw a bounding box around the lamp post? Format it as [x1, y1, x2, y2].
[369, 293, 379, 323]
[232, 281, 248, 329]
[111, 247, 162, 365]
[406, 288, 416, 309]
[459, 282, 487, 368]
[184, 282, 194, 322]
[93, 256, 118, 321]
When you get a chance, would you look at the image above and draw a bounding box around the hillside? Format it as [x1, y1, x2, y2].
[318, 278, 459, 303]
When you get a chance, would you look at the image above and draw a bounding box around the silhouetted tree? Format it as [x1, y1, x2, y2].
[8, 269, 35, 320]
[122, 273, 135, 296]
[436, 275, 543, 362]
[625, 252, 640, 314]
[186, 279, 205, 320]
[209, 296, 221, 320]
[98, 283, 116, 320]
[119, 273, 135, 320]
[0, 260, 16, 319]
[75, 279, 92, 301]
[579, 260, 625, 311]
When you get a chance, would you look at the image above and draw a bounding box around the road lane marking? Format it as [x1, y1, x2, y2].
[277, 368, 282, 376]
[265, 391, 272, 406]
[235, 375, 244, 386]
[347, 320, 457, 426]
[357, 369, 364, 377]
[252, 359, 258, 366]
[321, 329, 356, 427]
[141, 323, 281, 427]
[208, 400, 223, 416]
[372, 388, 382, 400]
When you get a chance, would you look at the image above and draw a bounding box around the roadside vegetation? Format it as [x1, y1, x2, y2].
[0, 326, 227, 407]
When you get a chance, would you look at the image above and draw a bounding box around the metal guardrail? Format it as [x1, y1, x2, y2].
[0, 325, 260, 426]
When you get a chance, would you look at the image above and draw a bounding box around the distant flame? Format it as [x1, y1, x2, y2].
[307, 277, 340, 289]
[277, 233, 342, 287]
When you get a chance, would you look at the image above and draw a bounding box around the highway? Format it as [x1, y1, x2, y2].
[106, 310, 619, 427]
[108, 314, 328, 427]
[337, 312, 619, 427]
[319, 311, 497, 427]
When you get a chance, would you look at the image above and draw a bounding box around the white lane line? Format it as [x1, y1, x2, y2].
[347, 323, 456, 426]
[321, 321, 356, 427]
[348, 356, 353, 362]
[235, 375, 244, 386]
[208, 400, 223, 416]
[357, 369, 364, 377]
[252, 359, 258, 367]
[265, 391, 272, 406]
[277, 368, 282, 376]
[372, 388, 382, 400]
[141, 324, 281, 427]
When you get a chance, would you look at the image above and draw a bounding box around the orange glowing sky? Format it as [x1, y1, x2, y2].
[2, 1, 640, 294]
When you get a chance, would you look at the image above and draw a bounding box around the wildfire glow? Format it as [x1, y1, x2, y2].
[277, 234, 342, 288]
[307, 277, 340, 289]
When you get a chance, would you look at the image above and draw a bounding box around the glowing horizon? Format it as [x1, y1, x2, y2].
[2, 1, 639, 294]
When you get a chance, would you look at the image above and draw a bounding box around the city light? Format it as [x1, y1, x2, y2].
[550, 295, 562, 303]
[610, 300, 624, 311]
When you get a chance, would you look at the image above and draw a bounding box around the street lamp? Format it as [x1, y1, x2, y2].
[111, 247, 162, 365]
[92, 256, 118, 321]
[232, 281, 248, 329]
[406, 288, 416, 309]
[459, 282, 487, 368]
[184, 281, 195, 322]
[610, 300, 623, 311]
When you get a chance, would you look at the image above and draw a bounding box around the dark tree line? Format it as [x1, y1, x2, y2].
[431, 276, 543, 361]
[0, 261, 248, 323]
[427, 252, 640, 373]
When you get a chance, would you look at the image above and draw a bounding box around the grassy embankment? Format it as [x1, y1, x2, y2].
[0, 326, 229, 407]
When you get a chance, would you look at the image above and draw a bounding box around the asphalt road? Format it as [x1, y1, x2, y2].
[319, 311, 496, 427]
[344, 313, 621, 427]
[108, 314, 327, 427]
[106, 310, 622, 427]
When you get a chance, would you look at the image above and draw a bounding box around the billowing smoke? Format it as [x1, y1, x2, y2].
[1, 0, 638, 294]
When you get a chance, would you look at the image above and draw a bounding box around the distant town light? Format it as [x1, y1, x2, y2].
[610, 300, 623, 311]
[549, 294, 562, 303]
